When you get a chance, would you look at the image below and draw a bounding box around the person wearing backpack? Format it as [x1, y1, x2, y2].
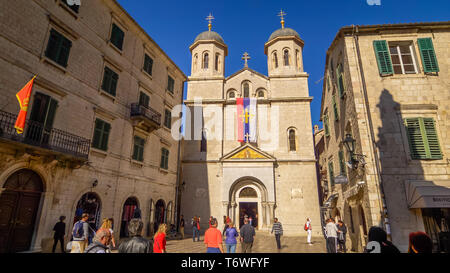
[71, 213, 89, 253]
[305, 218, 312, 245]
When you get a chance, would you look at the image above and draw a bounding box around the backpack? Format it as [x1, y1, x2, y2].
[304, 223, 308, 231]
[73, 221, 85, 239]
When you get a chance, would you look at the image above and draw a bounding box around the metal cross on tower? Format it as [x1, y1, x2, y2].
[278, 9, 286, 29]
[206, 13, 215, 31]
[242, 52, 251, 68]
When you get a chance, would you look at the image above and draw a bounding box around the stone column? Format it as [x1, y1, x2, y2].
[231, 202, 237, 226]
[222, 201, 229, 231]
[261, 202, 268, 229]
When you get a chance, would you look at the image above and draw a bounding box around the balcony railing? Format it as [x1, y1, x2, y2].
[0, 110, 90, 159]
[130, 103, 161, 127]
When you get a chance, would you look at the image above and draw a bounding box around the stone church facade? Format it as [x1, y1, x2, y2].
[180, 23, 321, 235]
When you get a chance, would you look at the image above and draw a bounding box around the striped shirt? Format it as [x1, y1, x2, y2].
[271, 222, 283, 235]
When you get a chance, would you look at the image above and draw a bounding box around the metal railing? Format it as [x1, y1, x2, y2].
[130, 103, 161, 126]
[0, 110, 90, 159]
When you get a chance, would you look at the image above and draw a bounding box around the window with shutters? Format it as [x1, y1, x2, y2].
[45, 29, 72, 68]
[332, 95, 339, 121]
[143, 54, 153, 76]
[418, 38, 439, 73]
[289, 129, 296, 152]
[389, 43, 418, 74]
[132, 136, 145, 162]
[336, 64, 345, 97]
[139, 92, 150, 108]
[27, 92, 58, 144]
[101, 66, 118, 96]
[328, 160, 335, 188]
[164, 109, 172, 129]
[92, 119, 111, 151]
[167, 76, 175, 94]
[339, 150, 346, 175]
[160, 148, 169, 170]
[405, 117, 442, 160]
[373, 40, 393, 76]
[110, 23, 124, 51]
[324, 112, 330, 137]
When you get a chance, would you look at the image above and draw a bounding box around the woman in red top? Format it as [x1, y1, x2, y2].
[153, 223, 167, 253]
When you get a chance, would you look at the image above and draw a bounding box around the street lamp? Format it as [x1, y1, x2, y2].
[342, 134, 360, 169]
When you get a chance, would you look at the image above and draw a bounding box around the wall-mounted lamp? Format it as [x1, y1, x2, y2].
[343, 134, 366, 169]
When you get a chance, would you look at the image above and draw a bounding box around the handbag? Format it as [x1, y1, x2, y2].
[66, 241, 73, 252]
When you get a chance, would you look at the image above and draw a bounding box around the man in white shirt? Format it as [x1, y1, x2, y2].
[325, 218, 338, 253]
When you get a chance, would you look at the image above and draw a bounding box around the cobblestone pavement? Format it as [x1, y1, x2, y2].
[164, 232, 326, 253]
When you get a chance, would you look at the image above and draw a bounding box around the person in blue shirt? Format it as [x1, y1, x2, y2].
[224, 221, 239, 253]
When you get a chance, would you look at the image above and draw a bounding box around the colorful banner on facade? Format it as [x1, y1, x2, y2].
[14, 75, 36, 134]
[236, 98, 257, 143]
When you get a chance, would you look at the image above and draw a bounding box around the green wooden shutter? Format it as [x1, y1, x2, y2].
[144, 54, 153, 75]
[110, 72, 118, 96]
[328, 161, 335, 187]
[336, 64, 345, 97]
[339, 150, 346, 175]
[59, 37, 72, 67]
[45, 98, 58, 129]
[111, 24, 124, 50]
[332, 95, 339, 121]
[373, 40, 393, 75]
[92, 119, 103, 149]
[418, 38, 439, 73]
[133, 136, 145, 161]
[324, 113, 330, 137]
[423, 118, 442, 159]
[139, 92, 150, 108]
[101, 122, 111, 151]
[405, 118, 426, 159]
[102, 67, 111, 92]
[45, 30, 59, 62]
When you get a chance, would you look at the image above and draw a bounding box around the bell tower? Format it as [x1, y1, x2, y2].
[264, 10, 304, 77]
[189, 14, 228, 80]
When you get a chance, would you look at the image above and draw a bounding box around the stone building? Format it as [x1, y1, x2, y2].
[180, 18, 321, 236]
[0, 0, 186, 252]
[318, 22, 450, 252]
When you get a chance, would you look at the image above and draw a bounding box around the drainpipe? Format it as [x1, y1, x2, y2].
[174, 80, 185, 232]
[352, 25, 391, 239]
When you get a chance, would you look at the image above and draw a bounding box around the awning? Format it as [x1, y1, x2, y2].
[405, 180, 450, 209]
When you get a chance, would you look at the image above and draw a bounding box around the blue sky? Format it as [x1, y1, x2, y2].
[117, 0, 450, 128]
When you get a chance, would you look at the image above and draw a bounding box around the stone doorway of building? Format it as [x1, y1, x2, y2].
[154, 199, 165, 232]
[239, 202, 258, 229]
[0, 169, 43, 253]
[120, 197, 140, 238]
[74, 192, 102, 242]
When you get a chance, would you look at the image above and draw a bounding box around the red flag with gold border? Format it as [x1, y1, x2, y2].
[14, 76, 36, 134]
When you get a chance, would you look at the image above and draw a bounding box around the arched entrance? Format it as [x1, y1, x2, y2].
[229, 178, 268, 231]
[74, 192, 102, 242]
[120, 197, 140, 238]
[154, 199, 165, 232]
[0, 169, 43, 253]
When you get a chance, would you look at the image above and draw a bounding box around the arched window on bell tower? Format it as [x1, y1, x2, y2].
[215, 53, 220, 71]
[272, 51, 278, 68]
[203, 53, 209, 69]
[284, 49, 290, 66]
[193, 53, 198, 72]
[289, 128, 296, 152]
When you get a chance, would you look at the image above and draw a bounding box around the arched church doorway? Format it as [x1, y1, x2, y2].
[238, 187, 258, 229]
[74, 192, 102, 242]
[120, 197, 140, 238]
[154, 199, 165, 232]
[0, 169, 43, 253]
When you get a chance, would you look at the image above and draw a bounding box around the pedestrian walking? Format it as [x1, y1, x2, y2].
[153, 223, 167, 253]
[222, 215, 229, 236]
[204, 218, 224, 253]
[271, 218, 283, 250]
[84, 228, 111, 253]
[365, 226, 400, 253]
[249, 216, 253, 227]
[408, 231, 433, 253]
[100, 218, 116, 250]
[192, 216, 200, 242]
[304, 218, 312, 245]
[337, 220, 347, 253]
[52, 216, 66, 253]
[179, 215, 185, 240]
[118, 218, 152, 253]
[240, 218, 255, 253]
[325, 218, 338, 253]
[224, 221, 238, 253]
[70, 213, 89, 253]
